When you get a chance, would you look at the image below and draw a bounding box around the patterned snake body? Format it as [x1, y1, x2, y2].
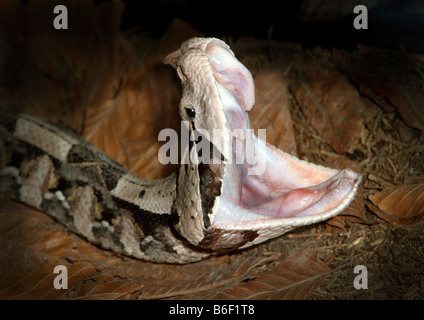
[0, 38, 361, 263]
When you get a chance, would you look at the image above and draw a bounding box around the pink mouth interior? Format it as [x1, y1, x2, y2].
[239, 151, 358, 218]
[206, 41, 359, 224]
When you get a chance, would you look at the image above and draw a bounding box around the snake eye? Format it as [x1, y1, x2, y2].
[185, 107, 196, 118]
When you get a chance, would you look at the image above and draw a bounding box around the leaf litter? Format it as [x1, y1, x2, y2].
[0, 0, 424, 299]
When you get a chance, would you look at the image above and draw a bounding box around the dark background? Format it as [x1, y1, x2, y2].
[117, 0, 424, 54]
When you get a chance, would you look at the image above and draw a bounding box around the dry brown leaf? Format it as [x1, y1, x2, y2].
[210, 252, 330, 300]
[327, 190, 374, 230]
[289, 48, 363, 154]
[0, 201, 277, 300]
[83, 18, 202, 179]
[251, 67, 298, 156]
[369, 184, 424, 225]
[0, 0, 130, 132]
[138, 255, 275, 300]
[333, 46, 424, 130]
[0, 201, 144, 300]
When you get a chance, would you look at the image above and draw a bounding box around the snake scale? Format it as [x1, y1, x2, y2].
[0, 38, 361, 264]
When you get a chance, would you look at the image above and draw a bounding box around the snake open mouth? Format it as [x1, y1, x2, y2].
[201, 39, 361, 244]
[165, 37, 361, 250]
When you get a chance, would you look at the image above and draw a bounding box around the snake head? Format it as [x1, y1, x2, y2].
[165, 38, 361, 253]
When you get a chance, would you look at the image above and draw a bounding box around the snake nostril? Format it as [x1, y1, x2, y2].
[177, 66, 188, 82]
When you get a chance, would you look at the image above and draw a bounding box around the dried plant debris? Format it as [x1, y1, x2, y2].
[289, 47, 363, 155]
[1, 1, 424, 300]
[311, 221, 424, 299]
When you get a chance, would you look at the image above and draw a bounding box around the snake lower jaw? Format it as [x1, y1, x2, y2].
[210, 136, 361, 247]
